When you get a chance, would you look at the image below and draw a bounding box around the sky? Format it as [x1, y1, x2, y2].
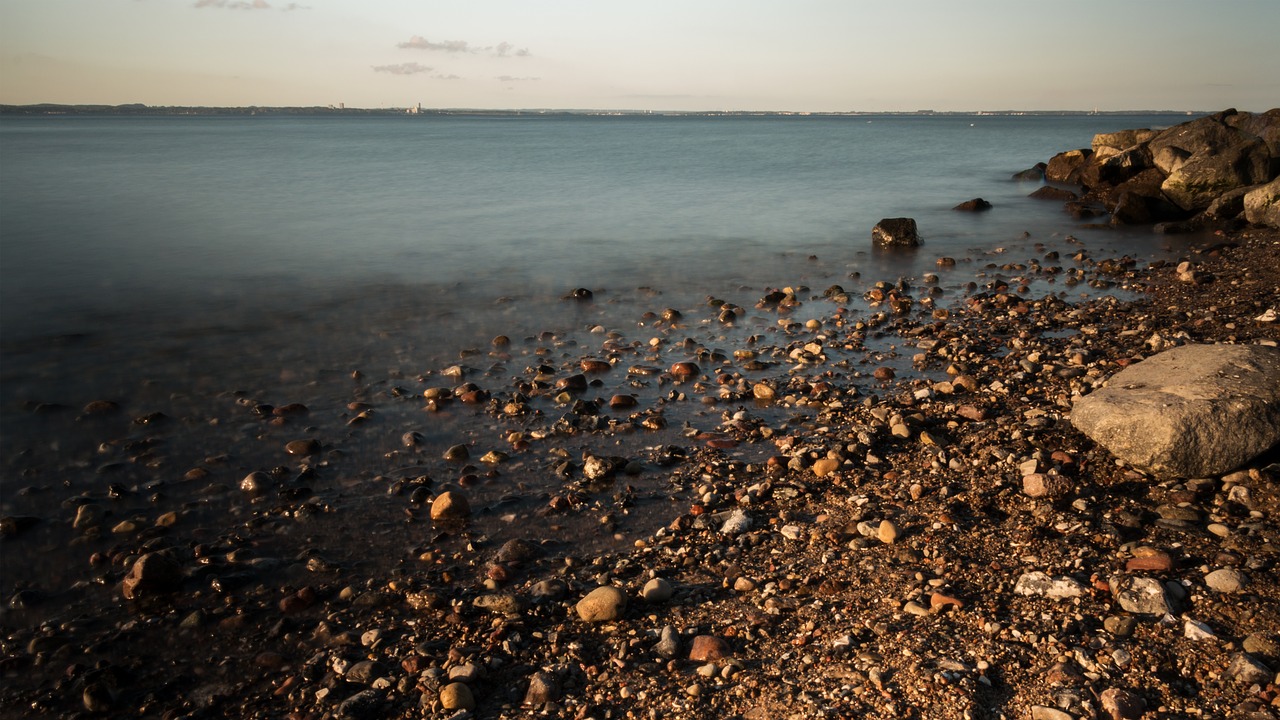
[1, 0, 1277, 112]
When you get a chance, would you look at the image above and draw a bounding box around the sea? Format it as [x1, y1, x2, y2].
[0, 112, 1202, 585]
[1, 113, 1193, 347]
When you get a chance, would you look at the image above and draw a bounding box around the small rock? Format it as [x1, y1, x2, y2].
[439, 682, 475, 711]
[1030, 706, 1073, 720]
[523, 671, 559, 707]
[1112, 576, 1173, 616]
[1226, 653, 1272, 686]
[689, 635, 730, 661]
[430, 491, 471, 521]
[642, 577, 674, 603]
[1184, 618, 1217, 641]
[1104, 615, 1137, 637]
[122, 552, 183, 600]
[576, 586, 626, 622]
[1204, 568, 1247, 593]
[285, 438, 320, 456]
[811, 458, 839, 477]
[1014, 571, 1084, 599]
[720, 509, 752, 536]
[877, 520, 900, 544]
[656, 625, 681, 658]
[1100, 687, 1147, 720]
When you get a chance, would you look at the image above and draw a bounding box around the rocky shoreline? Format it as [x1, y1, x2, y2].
[3, 116, 1280, 720]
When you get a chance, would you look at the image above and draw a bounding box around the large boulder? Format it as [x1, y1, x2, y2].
[1161, 138, 1274, 211]
[1092, 128, 1158, 161]
[1045, 149, 1092, 184]
[1244, 177, 1280, 228]
[1070, 344, 1280, 477]
[872, 218, 920, 248]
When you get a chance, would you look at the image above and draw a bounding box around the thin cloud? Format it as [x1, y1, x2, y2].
[496, 75, 539, 82]
[399, 37, 471, 53]
[194, 0, 271, 9]
[373, 62, 431, 76]
[398, 36, 530, 57]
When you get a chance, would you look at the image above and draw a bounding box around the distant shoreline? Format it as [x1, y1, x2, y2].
[0, 103, 1207, 118]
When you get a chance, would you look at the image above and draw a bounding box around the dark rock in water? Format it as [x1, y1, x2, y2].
[952, 198, 992, 212]
[1071, 344, 1280, 477]
[565, 288, 593, 301]
[0, 516, 41, 538]
[872, 218, 920, 248]
[1064, 201, 1106, 219]
[122, 552, 183, 600]
[1011, 163, 1047, 181]
[1028, 186, 1078, 201]
[1045, 148, 1092, 184]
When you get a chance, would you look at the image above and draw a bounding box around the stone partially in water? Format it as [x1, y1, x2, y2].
[872, 218, 920, 248]
[1070, 344, 1280, 477]
[122, 552, 183, 600]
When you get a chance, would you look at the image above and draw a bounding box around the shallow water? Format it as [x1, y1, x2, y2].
[0, 113, 1206, 607]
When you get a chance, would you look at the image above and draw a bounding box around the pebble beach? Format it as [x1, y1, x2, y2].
[3, 134, 1280, 719]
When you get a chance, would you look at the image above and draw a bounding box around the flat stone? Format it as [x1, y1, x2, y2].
[1070, 344, 1280, 477]
[1030, 706, 1073, 720]
[1014, 571, 1085, 600]
[1227, 652, 1272, 685]
[1112, 576, 1174, 616]
[811, 458, 839, 477]
[1204, 568, 1247, 593]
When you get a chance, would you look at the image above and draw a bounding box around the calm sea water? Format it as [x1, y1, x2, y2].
[1, 113, 1186, 344]
[0, 113, 1200, 594]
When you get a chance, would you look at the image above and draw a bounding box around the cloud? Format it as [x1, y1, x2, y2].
[195, 0, 271, 8]
[496, 75, 539, 82]
[373, 62, 431, 76]
[398, 36, 530, 57]
[399, 37, 471, 53]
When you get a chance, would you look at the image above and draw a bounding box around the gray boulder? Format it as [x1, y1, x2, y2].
[1244, 177, 1280, 229]
[1070, 344, 1280, 477]
[872, 218, 920, 248]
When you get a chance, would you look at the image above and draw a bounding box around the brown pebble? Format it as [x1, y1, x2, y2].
[689, 635, 730, 661]
[431, 491, 471, 520]
[1126, 551, 1174, 573]
[670, 361, 700, 379]
[873, 366, 895, 381]
[929, 592, 964, 611]
[284, 439, 320, 456]
[609, 394, 638, 409]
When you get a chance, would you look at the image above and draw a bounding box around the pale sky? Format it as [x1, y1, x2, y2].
[1, 0, 1277, 112]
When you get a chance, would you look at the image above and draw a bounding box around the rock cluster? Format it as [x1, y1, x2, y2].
[1034, 108, 1280, 231]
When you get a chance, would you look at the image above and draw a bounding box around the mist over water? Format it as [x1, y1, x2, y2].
[1, 114, 1184, 343]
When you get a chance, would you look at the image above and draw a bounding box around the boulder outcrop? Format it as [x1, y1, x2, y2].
[1070, 344, 1280, 478]
[1030, 108, 1280, 230]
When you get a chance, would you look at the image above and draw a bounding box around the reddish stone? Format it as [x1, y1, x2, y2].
[689, 635, 731, 661]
